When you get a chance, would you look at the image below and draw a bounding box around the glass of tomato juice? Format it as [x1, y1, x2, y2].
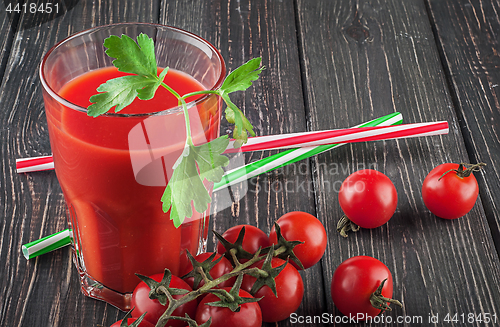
[39, 23, 225, 310]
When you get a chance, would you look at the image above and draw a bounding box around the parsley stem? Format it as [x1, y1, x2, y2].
[178, 97, 193, 146]
[160, 81, 181, 98]
[181, 89, 219, 100]
[160, 82, 221, 147]
[179, 90, 222, 146]
[160, 82, 193, 146]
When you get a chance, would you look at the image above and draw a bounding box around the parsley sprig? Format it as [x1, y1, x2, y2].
[87, 34, 264, 227]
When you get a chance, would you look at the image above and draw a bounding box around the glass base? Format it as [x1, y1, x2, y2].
[72, 249, 132, 311]
[70, 221, 209, 312]
[66, 203, 210, 312]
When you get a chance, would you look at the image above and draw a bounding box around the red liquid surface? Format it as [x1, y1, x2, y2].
[45, 67, 220, 294]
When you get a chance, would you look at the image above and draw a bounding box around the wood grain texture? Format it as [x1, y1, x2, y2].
[0, 6, 15, 83]
[1, 0, 500, 326]
[296, 0, 500, 325]
[426, 0, 500, 257]
[0, 1, 159, 326]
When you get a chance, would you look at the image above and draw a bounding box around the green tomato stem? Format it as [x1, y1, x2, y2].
[438, 162, 486, 180]
[230, 248, 242, 267]
[196, 266, 213, 285]
[336, 215, 360, 238]
[369, 278, 403, 313]
[154, 244, 289, 327]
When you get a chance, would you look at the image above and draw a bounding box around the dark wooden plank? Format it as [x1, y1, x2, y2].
[0, 2, 159, 326]
[426, 0, 500, 258]
[0, 4, 16, 83]
[162, 1, 328, 326]
[3, 0, 499, 326]
[297, 0, 500, 325]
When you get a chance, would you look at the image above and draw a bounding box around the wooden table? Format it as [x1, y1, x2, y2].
[2, 0, 500, 326]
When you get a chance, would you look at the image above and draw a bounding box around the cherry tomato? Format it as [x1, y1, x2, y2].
[422, 163, 480, 219]
[179, 252, 235, 289]
[331, 256, 395, 319]
[131, 273, 197, 326]
[216, 224, 270, 256]
[110, 318, 154, 327]
[195, 288, 262, 327]
[338, 169, 397, 229]
[269, 211, 327, 269]
[241, 258, 304, 322]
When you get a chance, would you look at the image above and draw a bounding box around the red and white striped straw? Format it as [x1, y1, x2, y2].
[226, 121, 449, 153]
[16, 155, 54, 173]
[16, 121, 448, 173]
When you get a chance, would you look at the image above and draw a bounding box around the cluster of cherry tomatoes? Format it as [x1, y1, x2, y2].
[110, 211, 327, 327]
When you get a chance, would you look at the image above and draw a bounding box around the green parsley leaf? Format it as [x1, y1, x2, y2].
[104, 34, 157, 77]
[87, 34, 167, 117]
[161, 136, 230, 227]
[221, 57, 264, 93]
[138, 67, 169, 100]
[221, 92, 255, 147]
[217, 58, 264, 147]
[87, 71, 167, 117]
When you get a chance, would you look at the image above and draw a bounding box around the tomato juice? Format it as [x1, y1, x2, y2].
[44, 67, 221, 302]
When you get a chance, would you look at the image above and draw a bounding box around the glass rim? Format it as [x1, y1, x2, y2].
[39, 22, 226, 117]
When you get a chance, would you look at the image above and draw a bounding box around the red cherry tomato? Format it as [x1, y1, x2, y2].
[331, 256, 395, 319]
[179, 252, 235, 289]
[339, 169, 397, 229]
[269, 211, 327, 269]
[422, 163, 480, 219]
[131, 273, 197, 326]
[241, 258, 304, 322]
[216, 224, 270, 255]
[110, 318, 154, 327]
[195, 288, 262, 327]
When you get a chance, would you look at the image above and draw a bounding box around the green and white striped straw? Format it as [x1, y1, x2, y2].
[214, 112, 403, 190]
[21, 112, 402, 259]
[22, 229, 72, 260]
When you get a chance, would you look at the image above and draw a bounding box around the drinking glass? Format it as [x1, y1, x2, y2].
[40, 23, 225, 310]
